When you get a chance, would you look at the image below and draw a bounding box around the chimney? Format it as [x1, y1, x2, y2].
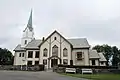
[42, 37, 45, 41]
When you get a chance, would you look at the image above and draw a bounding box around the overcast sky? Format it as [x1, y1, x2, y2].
[0, 0, 120, 53]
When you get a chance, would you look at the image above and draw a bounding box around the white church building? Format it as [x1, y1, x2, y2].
[13, 11, 107, 69]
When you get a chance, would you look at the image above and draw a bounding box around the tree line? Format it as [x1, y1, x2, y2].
[93, 44, 120, 66]
[0, 48, 14, 65]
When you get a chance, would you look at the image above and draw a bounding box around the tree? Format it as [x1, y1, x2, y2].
[92, 45, 104, 53]
[93, 44, 112, 66]
[93, 44, 120, 66]
[0, 48, 13, 65]
[111, 46, 120, 66]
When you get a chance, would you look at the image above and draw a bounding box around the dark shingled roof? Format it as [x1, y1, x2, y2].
[14, 44, 25, 51]
[25, 40, 42, 49]
[14, 38, 90, 51]
[67, 38, 90, 48]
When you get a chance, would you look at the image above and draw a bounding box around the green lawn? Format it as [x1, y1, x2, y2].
[61, 73, 120, 80]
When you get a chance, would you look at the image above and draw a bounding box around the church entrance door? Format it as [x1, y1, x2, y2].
[51, 59, 58, 67]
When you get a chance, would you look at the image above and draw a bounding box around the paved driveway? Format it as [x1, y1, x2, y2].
[0, 70, 88, 80]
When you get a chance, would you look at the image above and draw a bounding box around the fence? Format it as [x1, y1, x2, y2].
[55, 65, 120, 74]
[0, 65, 45, 71]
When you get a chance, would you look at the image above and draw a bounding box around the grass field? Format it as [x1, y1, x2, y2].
[61, 73, 120, 80]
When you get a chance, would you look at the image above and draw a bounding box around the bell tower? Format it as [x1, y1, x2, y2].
[21, 10, 34, 47]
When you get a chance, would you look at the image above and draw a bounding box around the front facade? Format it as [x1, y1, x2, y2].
[14, 11, 107, 69]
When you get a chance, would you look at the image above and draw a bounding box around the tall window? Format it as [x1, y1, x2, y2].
[35, 51, 39, 58]
[63, 48, 68, 57]
[22, 53, 24, 57]
[43, 59, 47, 65]
[63, 59, 68, 65]
[19, 53, 21, 57]
[54, 37, 57, 40]
[28, 51, 33, 58]
[25, 40, 27, 44]
[27, 61, 32, 65]
[43, 48, 48, 57]
[77, 52, 82, 60]
[101, 62, 104, 65]
[92, 60, 95, 65]
[52, 45, 58, 56]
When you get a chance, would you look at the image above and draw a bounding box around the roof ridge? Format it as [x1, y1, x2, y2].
[67, 38, 87, 40]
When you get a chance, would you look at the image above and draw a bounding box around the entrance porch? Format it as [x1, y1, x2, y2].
[48, 56, 61, 69]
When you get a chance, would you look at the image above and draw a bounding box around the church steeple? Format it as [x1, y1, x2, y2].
[21, 10, 34, 47]
[23, 9, 33, 32]
[27, 9, 33, 31]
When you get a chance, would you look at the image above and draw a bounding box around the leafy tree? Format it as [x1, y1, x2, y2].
[93, 44, 112, 66]
[111, 46, 120, 66]
[0, 48, 13, 65]
[93, 44, 120, 66]
[92, 45, 104, 53]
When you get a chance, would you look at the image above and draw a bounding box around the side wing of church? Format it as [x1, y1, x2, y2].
[13, 11, 107, 69]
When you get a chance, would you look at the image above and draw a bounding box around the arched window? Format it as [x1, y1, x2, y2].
[54, 37, 57, 40]
[63, 48, 68, 57]
[43, 48, 48, 57]
[52, 45, 58, 56]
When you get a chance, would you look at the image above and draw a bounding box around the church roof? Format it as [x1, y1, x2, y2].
[14, 38, 90, 51]
[25, 40, 42, 49]
[67, 38, 90, 48]
[89, 50, 100, 59]
[89, 50, 107, 61]
[14, 44, 25, 51]
[98, 53, 107, 61]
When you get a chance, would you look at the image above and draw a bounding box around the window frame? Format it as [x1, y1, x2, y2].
[28, 51, 33, 58]
[54, 37, 57, 40]
[25, 40, 27, 44]
[35, 51, 39, 58]
[52, 45, 58, 56]
[43, 48, 48, 57]
[77, 52, 82, 60]
[19, 53, 21, 57]
[22, 53, 24, 57]
[92, 60, 96, 65]
[27, 61, 32, 65]
[101, 62, 104, 65]
[63, 48, 68, 57]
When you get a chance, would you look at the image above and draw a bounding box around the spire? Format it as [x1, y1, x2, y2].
[23, 9, 33, 32]
[27, 9, 33, 31]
